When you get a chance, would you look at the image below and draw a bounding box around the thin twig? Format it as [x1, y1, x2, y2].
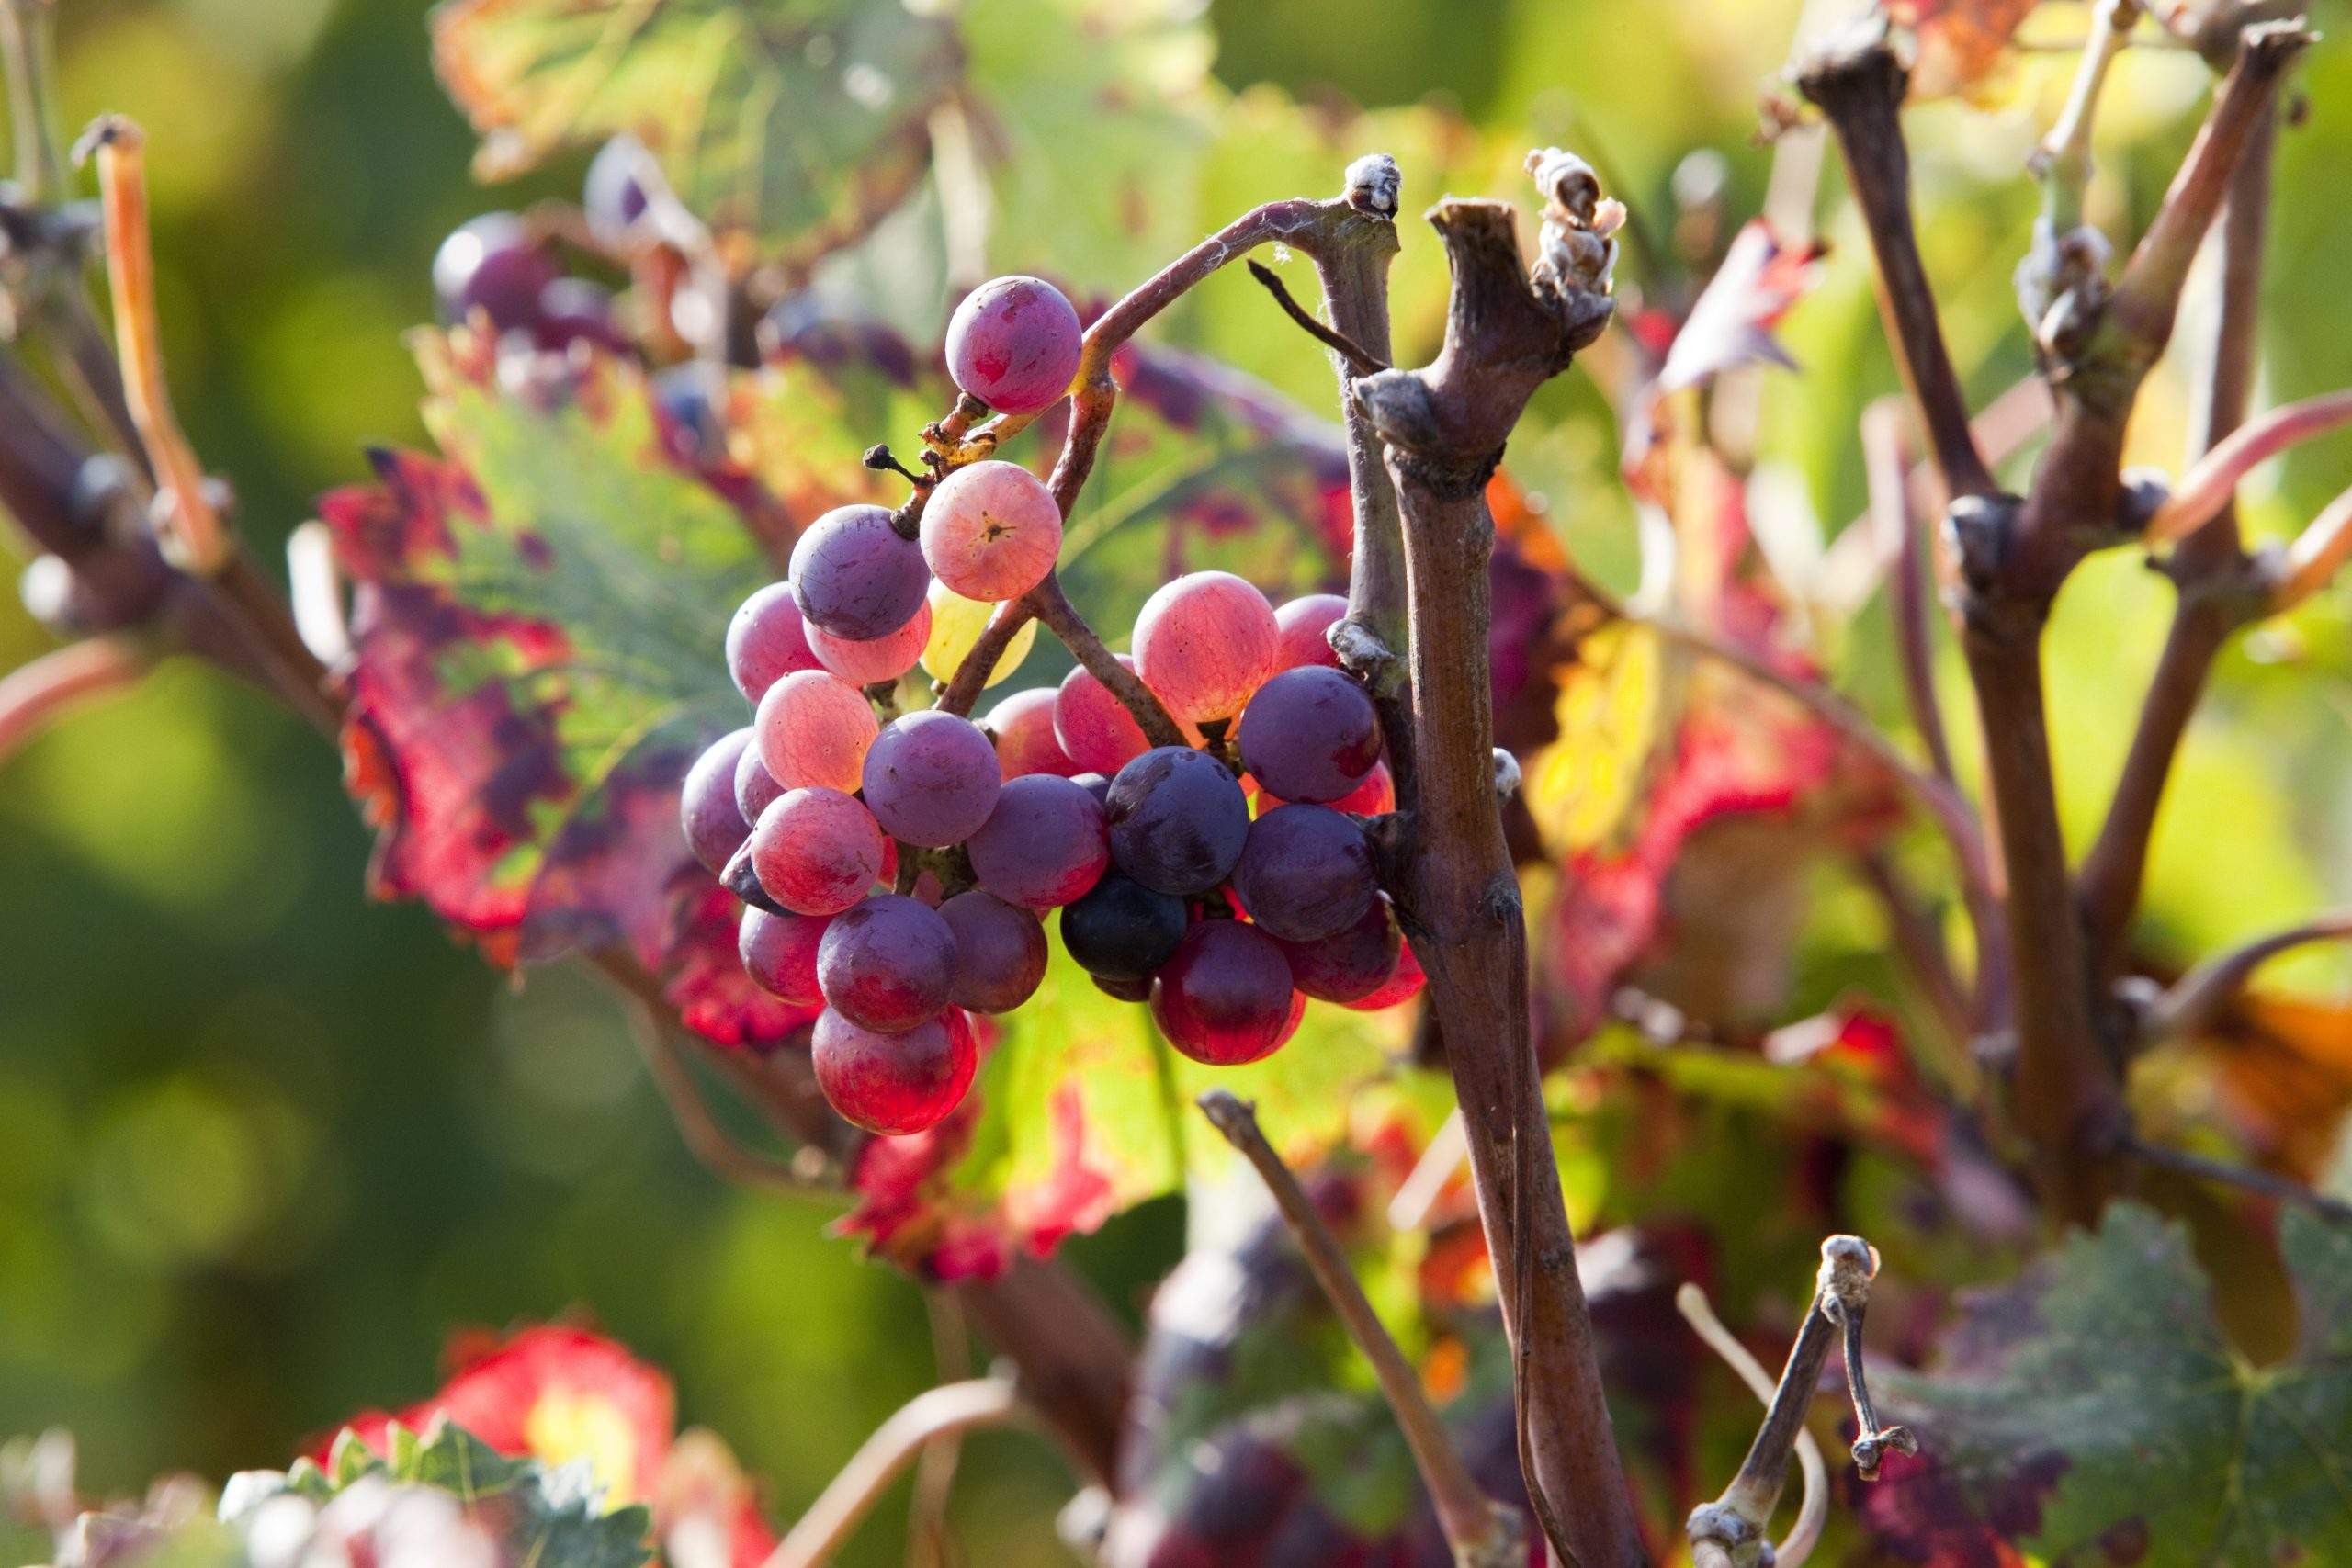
[0, 0, 67, 200]
[616, 987, 831, 1200]
[1197, 1090, 1521, 1568]
[762, 1382, 1030, 1568]
[1245, 259, 1389, 376]
[1385, 1106, 1467, 1234]
[0, 637, 141, 768]
[2031, 0, 2142, 228]
[1676, 1283, 1826, 1568]
[2143, 908, 2352, 1043]
[2274, 484, 2352, 609]
[2143, 389, 2352, 546]
[907, 1292, 972, 1568]
[2120, 1135, 2352, 1222]
[1863, 400, 1956, 788]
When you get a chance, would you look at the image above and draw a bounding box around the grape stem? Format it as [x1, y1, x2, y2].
[1675, 1282, 1826, 1568]
[0, 636, 141, 769]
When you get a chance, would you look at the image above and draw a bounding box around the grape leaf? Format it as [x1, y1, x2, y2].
[1886, 0, 2042, 99]
[1863, 1202, 2352, 1567]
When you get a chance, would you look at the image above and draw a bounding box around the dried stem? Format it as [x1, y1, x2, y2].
[2273, 484, 2352, 608]
[1198, 1089, 1519, 1568]
[1675, 1283, 1826, 1568]
[2120, 1135, 2352, 1222]
[2141, 907, 2352, 1043]
[0, 637, 141, 768]
[761, 1381, 1030, 1568]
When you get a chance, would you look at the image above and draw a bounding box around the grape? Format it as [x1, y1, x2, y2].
[535, 278, 626, 353]
[749, 787, 887, 916]
[734, 739, 785, 825]
[433, 213, 559, 334]
[817, 894, 957, 1033]
[944, 275, 1083, 416]
[1071, 772, 1112, 807]
[1229, 805, 1376, 942]
[682, 728, 754, 874]
[584, 136, 655, 244]
[939, 891, 1048, 1014]
[812, 1007, 976, 1136]
[986, 686, 1080, 780]
[721, 841, 784, 915]
[920, 460, 1062, 602]
[1133, 571, 1278, 723]
[1341, 936, 1425, 1011]
[1236, 667, 1381, 806]
[1257, 758, 1395, 818]
[740, 907, 829, 1006]
[967, 773, 1109, 909]
[1092, 973, 1152, 1003]
[1054, 657, 1151, 774]
[789, 503, 932, 640]
[756, 669, 879, 794]
[1058, 872, 1187, 982]
[1106, 747, 1250, 897]
[808, 597, 932, 686]
[1272, 593, 1349, 671]
[726, 582, 821, 702]
[861, 710, 1001, 847]
[1274, 895, 1401, 1003]
[920, 580, 1037, 690]
[1148, 920, 1302, 1066]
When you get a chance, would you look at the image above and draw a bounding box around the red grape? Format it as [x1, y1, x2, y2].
[808, 597, 932, 686]
[790, 503, 932, 640]
[1258, 759, 1395, 818]
[722, 840, 784, 915]
[920, 460, 1062, 602]
[988, 686, 1080, 779]
[861, 710, 1002, 847]
[1148, 920, 1301, 1066]
[1106, 746, 1250, 897]
[817, 894, 957, 1033]
[734, 738, 785, 825]
[749, 787, 887, 916]
[967, 773, 1109, 909]
[1054, 657, 1151, 774]
[756, 669, 878, 794]
[1133, 571, 1278, 723]
[945, 276, 1083, 415]
[1236, 667, 1381, 806]
[1058, 872, 1187, 982]
[682, 728, 754, 874]
[1272, 593, 1349, 671]
[727, 582, 821, 702]
[812, 1007, 977, 1135]
[1342, 936, 1425, 1010]
[939, 891, 1048, 1014]
[433, 213, 559, 334]
[740, 907, 830, 1006]
[1275, 895, 1401, 1003]
[1229, 805, 1376, 942]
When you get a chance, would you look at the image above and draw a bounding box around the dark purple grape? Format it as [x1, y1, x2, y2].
[939, 891, 1048, 1014]
[1236, 666, 1381, 806]
[812, 1007, 975, 1135]
[1071, 772, 1112, 807]
[861, 710, 1001, 847]
[584, 136, 655, 243]
[1093, 974, 1152, 1003]
[1105, 747, 1250, 897]
[1229, 805, 1376, 942]
[433, 213, 560, 334]
[817, 894, 958, 1033]
[1059, 871, 1187, 982]
[945, 276, 1083, 415]
[721, 840, 785, 916]
[740, 907, 829, 1005]
[536, 277, 627, 352]
[734, 737, 785, 825]
[789, 503, 931, 641]
[1148, 920, 1301, 1066]
[967, 773, 1109, 909]
[1274, 895, 1401, 1003]
[683, 728, 754, 874]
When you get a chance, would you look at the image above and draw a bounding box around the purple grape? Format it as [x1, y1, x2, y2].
[1230, 805, 1376, 942]
[1237, 667, 1381, 807]
[1059, 871, 1187, 982]
[967, 773, 1109, 909]
[727, 581, 822, 702]
[861, 709, 1001, 848]
[1071, 772, 1112, 807]
[945, 276, 1083, 415]
[1274, 895, 1402, 1003]
[817, 894, 958, 1033]
[1149, 919, 1301, 1066]
[939, 891, 1048, 1014]
[535, 277, 627, 353]
[682, 728, 755, 875]
[813, 1007, 975, 1135]
[584, 136, 655, 243]
[721, 840, 785, 916]
[740, 907, 829, 1006]
[1093, 973, 1153, 1003]
[789, 504, 931, 641]
[433, 213, 559, 334]
[734, 738, 786, 825]
[1105, 747, 1250, 897]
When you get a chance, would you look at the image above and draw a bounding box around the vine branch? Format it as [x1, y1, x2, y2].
[0, 636, 141, 768]
[761, 1381, 1030, 1568]
[1676, 1283, 1826, 1568]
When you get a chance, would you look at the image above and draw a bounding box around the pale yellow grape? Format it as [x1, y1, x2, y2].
[920, 580, 1037, 688]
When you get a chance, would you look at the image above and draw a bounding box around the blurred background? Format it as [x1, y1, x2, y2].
[3, 1, 2349, 1563]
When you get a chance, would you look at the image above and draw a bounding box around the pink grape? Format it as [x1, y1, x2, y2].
[1148, 920, 1302, 1066]
[1106, 746, 1250, 897]
[740, 907, 830, 1006]
[817, 894, 957, 1033]
[1237, 666, 1381, 805]
[939, 891, 1048, 1014]
[1133, 571, 1279, 723]
[1272, 593, 1349, 671]
[756, 669, 878, 794]
[727, 582, 821, 702]
[861, 709, 1001, 847]
[682, 728, 754, 874]
[1229, 804, 1376, 942]
[988, 686, 1080, 779]
[920, 460, 1062, 602]
[734, 739, 785, 824]
[967, 773, 1110, 909]
[812, 1007, 976, 1135]
[749, 787, 887, 916]
[1258, 758, 1394, 818]
[1054, 656, 1151, 774]
[790, 503, 931, 640]
[1275, 895, 1402, 1004]
[808, 598, 932, 686]
[1342, 936, 1425, 1010]
[945, 275, 1083, 415]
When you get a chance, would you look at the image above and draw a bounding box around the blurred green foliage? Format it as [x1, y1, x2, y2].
[2, 1, 2351, 1564]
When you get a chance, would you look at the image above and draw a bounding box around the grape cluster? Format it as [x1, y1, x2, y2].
[679, 277, 1420, 1138]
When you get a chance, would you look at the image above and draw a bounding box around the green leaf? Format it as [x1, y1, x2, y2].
[1866, 1202, 2352, 1566]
